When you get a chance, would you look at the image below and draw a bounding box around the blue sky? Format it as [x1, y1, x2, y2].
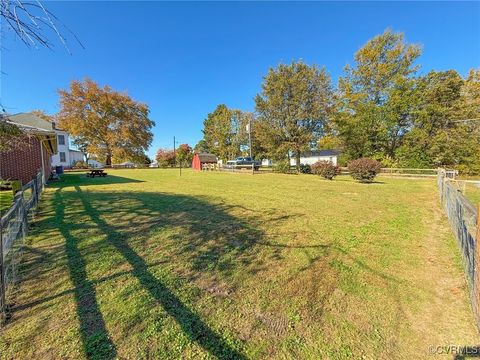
[2, 1, 479, 159]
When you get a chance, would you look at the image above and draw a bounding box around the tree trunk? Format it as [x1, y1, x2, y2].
[105, 153, 112, 166]
[295, 148, 301, 173]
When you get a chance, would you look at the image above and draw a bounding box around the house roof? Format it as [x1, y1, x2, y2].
[6, 113, 57, 154]
[8, 113, 55, 132]
[197, 153, 217, 163]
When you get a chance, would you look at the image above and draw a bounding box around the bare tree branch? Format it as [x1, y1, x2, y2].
[0, 0, 84, 52]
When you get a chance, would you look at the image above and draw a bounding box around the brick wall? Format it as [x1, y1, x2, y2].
[0, 136, 52, 185]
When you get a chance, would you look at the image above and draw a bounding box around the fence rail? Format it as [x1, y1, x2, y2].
[437, 169, 479, 331]
[0, 171, 44, 325]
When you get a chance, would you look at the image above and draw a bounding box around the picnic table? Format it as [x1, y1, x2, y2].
[86, 169, 108, 178]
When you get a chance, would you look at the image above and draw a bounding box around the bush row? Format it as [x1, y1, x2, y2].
[308, 158, 382, 182]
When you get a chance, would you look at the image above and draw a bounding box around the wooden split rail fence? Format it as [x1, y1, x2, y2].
[0, 171, 44, 325]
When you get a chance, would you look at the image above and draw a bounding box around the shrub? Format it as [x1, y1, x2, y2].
[311, 161, 340, 180]
[73, 160, 88, 169]
[273, 160, 292, 174]
[299, 164, 311, 174]
[347, 158, 382, 182]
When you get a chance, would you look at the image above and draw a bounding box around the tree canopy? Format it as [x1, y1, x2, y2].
[334, 29, 421, 160]
[57, 78, 154, 165]
[255, 61, 333, 170]
[194, 29, 479, 173]
[202, 105, 251, 161]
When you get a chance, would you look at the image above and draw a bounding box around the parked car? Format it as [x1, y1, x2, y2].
[226, 157, 261, 170]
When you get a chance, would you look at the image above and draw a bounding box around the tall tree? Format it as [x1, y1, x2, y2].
[462, 69, 480, 118]
[255, 60, 333, 171]
[193, 139, 209, 154]
[397, 70, 464, 167]
[334, 29, 421, 160]
[57, 78, 154, 166]
[202, 105, 250, 161]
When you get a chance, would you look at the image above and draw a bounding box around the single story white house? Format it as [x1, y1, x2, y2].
[69, 149, 85, 165]
[290, 150, 340, 166]
[87, 159, 104, 168]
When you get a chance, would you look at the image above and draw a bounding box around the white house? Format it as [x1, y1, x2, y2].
[87, 159, 104, 168]
[51, 129, 70, 167]
[51, 130, 86, 168]
[290, 150, 340, 166]
[69, 149, 85, 165]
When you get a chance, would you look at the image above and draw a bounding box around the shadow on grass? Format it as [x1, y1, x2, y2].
[71, 185, 251, 359]
[55, 190, 117, 360]
[46, 183, 261, 359]
[49, 173, 144, 188]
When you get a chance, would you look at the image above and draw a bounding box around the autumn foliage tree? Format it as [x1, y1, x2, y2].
[57, 78, 154, 166]
[155, 148, 175, 168]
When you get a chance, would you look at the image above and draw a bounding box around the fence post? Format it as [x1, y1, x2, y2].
[476, 205, 480, 329]
[0, 214, 5, 324]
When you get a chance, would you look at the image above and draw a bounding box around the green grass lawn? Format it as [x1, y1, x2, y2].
[0, 191, 13, 213]
[465, 182, 480, 207]
[0, 169, 477, 359]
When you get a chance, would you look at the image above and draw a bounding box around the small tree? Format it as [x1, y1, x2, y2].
[311, 161, 340, 180]
[156, 149, 175, 168]
[347, 158, 382, 182]
[176, 144, 193, 166]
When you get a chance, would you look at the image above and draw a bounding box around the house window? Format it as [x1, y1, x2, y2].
[60, 152, 66, 162]
[58, 135, 65, 145]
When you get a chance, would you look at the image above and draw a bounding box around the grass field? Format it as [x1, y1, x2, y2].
[465, 182, 480, 207]
[0, 169, 478, 359]
[0, 191, 13, 213]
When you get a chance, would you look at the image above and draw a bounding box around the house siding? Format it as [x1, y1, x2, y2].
[290, 155, 338, 166]
[51, 130, 71, 167]
[0, 137, 51, 185]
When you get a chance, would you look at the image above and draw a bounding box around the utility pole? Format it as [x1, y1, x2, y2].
[173, 136, 181, 176]
[247, 117, 252, 158]
[173, 136, 176, 168]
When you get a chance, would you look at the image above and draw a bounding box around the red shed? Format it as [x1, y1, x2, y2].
[192, 153, 218, 170]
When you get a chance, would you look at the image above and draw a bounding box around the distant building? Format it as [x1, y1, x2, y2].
[69, 149, 85, 165]
[51, 129, 86, 168]
[290, 150, 340, 166]
[87, 159, 104, 168]
[192, 153, 218, 170]
[1, 113, 57, 184]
